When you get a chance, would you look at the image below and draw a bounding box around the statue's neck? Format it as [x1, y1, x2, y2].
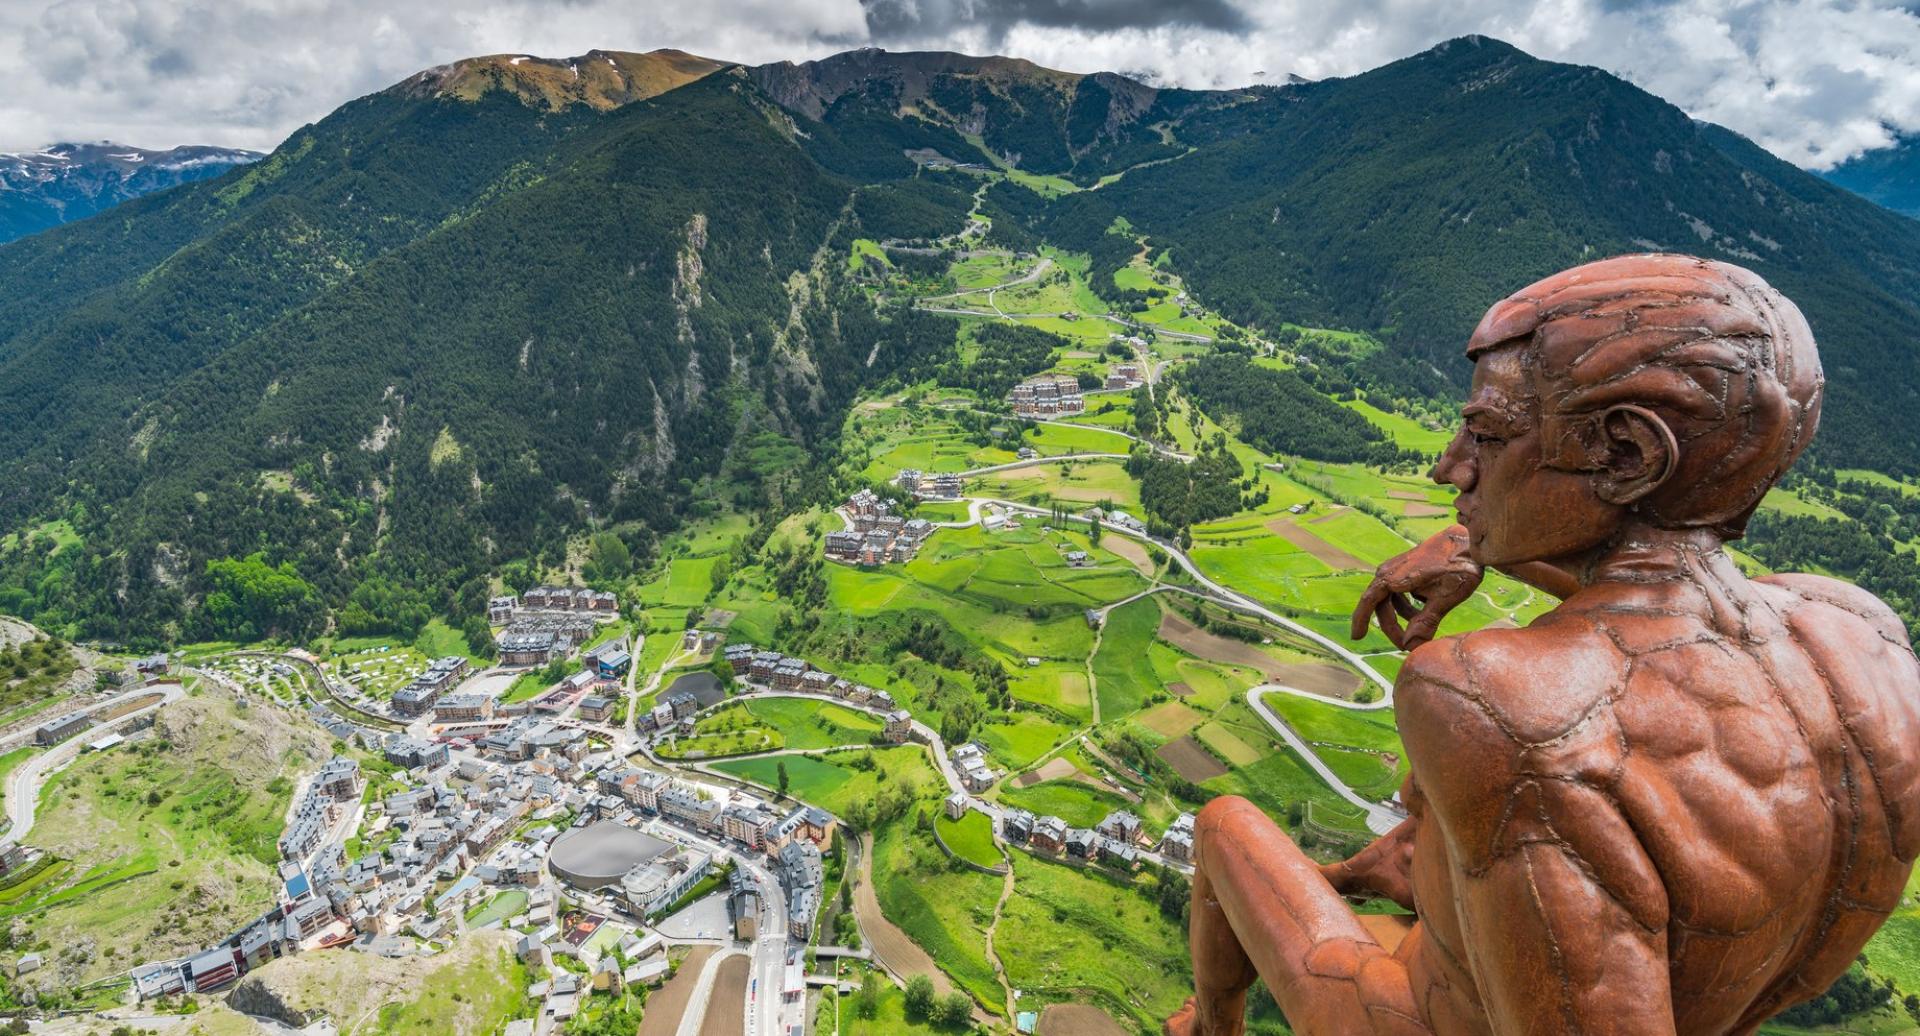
[1564, 524, 1736, 590]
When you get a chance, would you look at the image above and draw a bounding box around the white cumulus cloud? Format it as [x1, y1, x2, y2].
[0, 0, 1915, 169]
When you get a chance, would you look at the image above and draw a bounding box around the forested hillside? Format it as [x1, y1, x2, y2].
[0, 69, 956, 644]
[5, 36, 1920, 645]
[1035, 37, 1920, 473]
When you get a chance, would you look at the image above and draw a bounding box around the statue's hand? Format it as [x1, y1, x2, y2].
[1319, 820, 1417, 910]
[1350, 524, 1483, 651]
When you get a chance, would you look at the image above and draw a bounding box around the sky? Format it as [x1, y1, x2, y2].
[4, 0, 1918, 169]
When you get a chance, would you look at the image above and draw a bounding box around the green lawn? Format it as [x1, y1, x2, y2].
[466, 889, 530, 927]
[1341, 399, 1453, 456]
[997, 854, 1190, 1031]
[1091, 596, 1162, 720]
[976, 713, 1073, 771]
[870, 818, 1005, 1013]
[712, 746, 944, 817]
[829, 970, 948, 1036]
[997, 778, 1134, 828]
[1265, 694, 1407, 801]
[746, 697, 884, 748]
[936, 809, 1002, 869]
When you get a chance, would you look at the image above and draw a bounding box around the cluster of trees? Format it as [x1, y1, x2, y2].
[1174, 356, 1408, 466]
[916, 323, 1064, 402]
[0, 636, 73, 683]
[902, 973, 976, 1028]
[1128, 435, 1246, 534]
[1743, 490, 1920, 637]
[199, 553, 323, 642]
[1773, 962, 1892, 1026]
[851, 173, 975, 243]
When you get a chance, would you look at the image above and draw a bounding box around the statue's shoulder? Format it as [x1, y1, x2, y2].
[1398, 614, 1625, 749]
[1755, 571, 1913, 650]
[1398, 618, 1630, 858]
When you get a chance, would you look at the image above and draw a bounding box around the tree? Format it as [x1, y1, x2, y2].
[933, 992, 973, 1028]
[777, 760, 790, 796]
[854, 971, 882, 1019]
[904, 974, 937, 1019]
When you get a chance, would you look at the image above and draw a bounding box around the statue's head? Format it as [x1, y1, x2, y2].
[1435, 254, 1823, 568]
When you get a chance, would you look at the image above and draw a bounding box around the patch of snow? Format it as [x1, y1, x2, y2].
[509, 56, 529, 65]
[110, 153, 144, 162]
[606, 58, 616, 68]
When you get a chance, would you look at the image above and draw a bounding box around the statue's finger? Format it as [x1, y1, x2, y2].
[1375, 597, 1408, 648]
[1391, 592, 1419, 619]
[1351, 581, 1389, 640]
[1402, 609, 1442, 651]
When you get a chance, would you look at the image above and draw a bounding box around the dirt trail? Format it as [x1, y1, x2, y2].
[697, 956, 749, 1036]
[982, 847, 1019, 1019]
[852, 833, 956, 998]
[638, 946, 716, 1036]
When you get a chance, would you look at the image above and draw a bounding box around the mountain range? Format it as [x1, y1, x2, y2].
[1824, 135, 1920, 219]
[0, 141, 260, 243]
[3, 38, 1920, 643]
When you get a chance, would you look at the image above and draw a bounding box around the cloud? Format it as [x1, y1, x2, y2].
[0, 0, 1915, 169]
[860, 0, 1250, 45]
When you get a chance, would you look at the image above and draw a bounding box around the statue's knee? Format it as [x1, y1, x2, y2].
[1195, 796, 1266, 850]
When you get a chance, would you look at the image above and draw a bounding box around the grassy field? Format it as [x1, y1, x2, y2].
[747, 697, 884, 747]
[976, 713, 1073, 770]
[827, 970, 948, 1036]
[972, 460, 1143, 514]
[24, 692, 332, 986]
[660, 697, 884, 759]
[936, 809, 1002, 869]
[998, 776, 1134, 828]
[1091, 596, 1162, 721]
[823, 524, 1149, 697]
[997, 854, 1190, 1031]
[1265, 694, 1407, 801]
[712, 746, 944, 817]
[466, 888, 530, 928]
[1341, 399, 1453, 456]
[869, 817, 1005, 1011]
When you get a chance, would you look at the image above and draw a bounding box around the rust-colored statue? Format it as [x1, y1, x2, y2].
[1168, 254, 1920, 1035]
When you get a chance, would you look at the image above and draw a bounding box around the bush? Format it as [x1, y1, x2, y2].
[932, 991, 974, 1028]
[904, 974, 937, 1019]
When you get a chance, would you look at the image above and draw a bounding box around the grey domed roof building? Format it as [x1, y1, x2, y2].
[547, 822, 671, 890]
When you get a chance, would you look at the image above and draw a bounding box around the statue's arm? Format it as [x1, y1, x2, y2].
[1401, 660, 1676, 1033]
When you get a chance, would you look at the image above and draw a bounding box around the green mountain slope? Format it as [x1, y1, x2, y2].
[5, 36, 1920, 643]
[1000, 37, 1920, 473]
[0, 68, 950, 642]
[1824, 136, 1920, 219]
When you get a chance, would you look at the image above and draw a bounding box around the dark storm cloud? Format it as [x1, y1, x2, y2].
[861, 0, 1250, 44]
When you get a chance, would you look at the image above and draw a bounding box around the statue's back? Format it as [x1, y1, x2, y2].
[1558, 568, 1920, 1033]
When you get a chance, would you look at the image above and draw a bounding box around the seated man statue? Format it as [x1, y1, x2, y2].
[1168, 253, 1920, 1036]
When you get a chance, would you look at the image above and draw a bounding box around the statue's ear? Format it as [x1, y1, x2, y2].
[1594, 404, 1677, 506]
